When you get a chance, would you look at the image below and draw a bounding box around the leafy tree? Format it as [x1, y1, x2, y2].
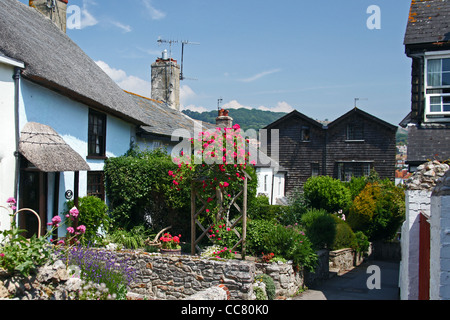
[303, 176, 352, 214]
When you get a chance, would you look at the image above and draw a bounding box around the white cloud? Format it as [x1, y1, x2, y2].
[142, 0, 166, 20]
[110, 20, 132, 33]
[223, 100, 253, 110]
[182, 105, 208, 113]
[180, 85, 197, 105]
[258, 101, 294, 113]
[238, 69, 281, 83]
[78, 0, 98, 29]
[96, 61, 151, 97]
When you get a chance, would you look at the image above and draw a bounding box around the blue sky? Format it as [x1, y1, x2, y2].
[20, 0, 413, 125]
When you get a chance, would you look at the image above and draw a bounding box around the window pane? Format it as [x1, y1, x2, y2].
[428, 59, 442, 87]
[443, 58, 450, 72]
[444, 96, 450, 112]
[442, 72, 450, 86]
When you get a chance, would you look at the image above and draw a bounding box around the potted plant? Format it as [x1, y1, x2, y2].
[159, 233, 182, 255]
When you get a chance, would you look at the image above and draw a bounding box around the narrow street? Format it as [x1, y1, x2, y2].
[293, 260, 400, 300]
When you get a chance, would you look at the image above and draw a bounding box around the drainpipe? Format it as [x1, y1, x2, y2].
[12, 67, 21, 201]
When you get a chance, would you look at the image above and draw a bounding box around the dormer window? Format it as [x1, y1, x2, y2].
[425, 55, 450, 120]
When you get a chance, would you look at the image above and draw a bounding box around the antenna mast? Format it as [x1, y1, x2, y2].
[157, 38, 199, 81]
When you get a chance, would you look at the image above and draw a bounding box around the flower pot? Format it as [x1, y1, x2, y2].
[160, 248, 182, 255]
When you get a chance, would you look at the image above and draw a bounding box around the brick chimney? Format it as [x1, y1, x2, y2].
[151, 50, 181, 111]
[216, 109, 233, 129]
[29, 0, 68, 33]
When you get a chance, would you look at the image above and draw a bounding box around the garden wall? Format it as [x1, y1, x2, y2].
[118, 251, 324, 300]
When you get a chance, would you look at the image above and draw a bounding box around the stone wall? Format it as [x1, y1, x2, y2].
[121, 251, 310, 300]
[329, 248, 355, 274]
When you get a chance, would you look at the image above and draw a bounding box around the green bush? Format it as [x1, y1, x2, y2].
[301, 209, 337, 250]
[262, 224, 318, 272]
[347, 180, 405, 241]
[107, 225, 151, 250]
[245, 219, 274, 256]
[255, 274, 276, 300]
[104, 148, 191, 232]
[331, 216, 356, 251]
[65, 196, 109, 245]
[278, 189, 309, 226]
[303, 176, 352, 214]
[354, 231, 370, 254]
[344, 176, 368, 200]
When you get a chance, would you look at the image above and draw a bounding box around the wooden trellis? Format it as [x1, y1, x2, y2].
[190, 173, 248, 258]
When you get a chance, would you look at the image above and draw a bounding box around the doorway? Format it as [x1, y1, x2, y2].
[18, 158, 47, 238]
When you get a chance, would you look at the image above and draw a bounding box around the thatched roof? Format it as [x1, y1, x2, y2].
[19, 122, 90, 172]
[0, 0, 148, 126]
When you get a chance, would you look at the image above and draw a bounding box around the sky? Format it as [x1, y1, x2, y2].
[20, 0, 413, 126]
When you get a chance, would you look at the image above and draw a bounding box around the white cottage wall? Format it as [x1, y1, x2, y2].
[0, 62, 18, 231]
[18, 79, 134, 228]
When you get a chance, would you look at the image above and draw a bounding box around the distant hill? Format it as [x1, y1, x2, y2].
[182, 108, 287, 131]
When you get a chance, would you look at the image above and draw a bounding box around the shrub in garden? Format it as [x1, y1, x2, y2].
[300, 208, 337, 250]
[245, 219, 274, 256]
[104, 148, 191, 232]
[60, 245, 135, 300]
[262, 224, 318, 272]
[278, 189, 309, 226]
[347, 180, 405, 241]
[331, 215, 356, 251]
[255, 274, 276, 300]
[107, 225, 151, 250]
[64, 196, 109, 245]
[303, 176, 352, 214]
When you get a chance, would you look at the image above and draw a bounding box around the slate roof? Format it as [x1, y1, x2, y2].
[127, 91, 215, 138]
[0, 0, 148, 125]
[404, 0, 450, 46]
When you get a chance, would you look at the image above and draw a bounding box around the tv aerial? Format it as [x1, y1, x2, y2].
[157, 38, 200, 81]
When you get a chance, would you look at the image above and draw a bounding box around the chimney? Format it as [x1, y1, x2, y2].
[151, 50, 181, 111]
[29, 0, 68, 33]
[216, 109, 233, 129]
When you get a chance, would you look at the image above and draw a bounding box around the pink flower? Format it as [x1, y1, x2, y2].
[223, 182, 229, 187]
[168, 170, 174, 176]
[67, 227, 75, 234]
[69, 207, 79, 218]
[76, 225, 86, 234]
[0, 253, 4, 258]
[6, 197, 16, 204]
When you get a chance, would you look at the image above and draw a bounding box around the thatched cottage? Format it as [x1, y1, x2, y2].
[0, 0, 206, 236]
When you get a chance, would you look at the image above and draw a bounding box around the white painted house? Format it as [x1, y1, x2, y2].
[0, 0, 150, 236]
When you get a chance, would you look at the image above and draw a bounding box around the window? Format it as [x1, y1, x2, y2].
[87, 171, 105, 201]
[264, 175, 268, 192]
[425, 56, 450, 119]
[311, 163, 320, 177]
[346, 124, 364, 141]
[337, 162, 371, 182]
[88, 109, 107, 157]
[301, 126, 311, 142]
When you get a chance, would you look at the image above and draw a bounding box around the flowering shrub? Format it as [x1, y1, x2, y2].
[160, 233, 181, 250]
[169, 124, 257, 251]
[60, 245, 135, 300]
[0, 198, 84, 276]
[212, 246, 236, 260]
[208, 219, 238, 249]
